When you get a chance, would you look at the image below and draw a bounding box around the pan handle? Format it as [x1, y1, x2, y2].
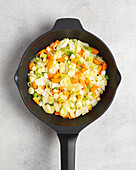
[57, 134, 78, 170]
[52, 18, 84, 31]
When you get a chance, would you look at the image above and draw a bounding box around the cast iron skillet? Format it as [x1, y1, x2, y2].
[14, 18, 121, 170]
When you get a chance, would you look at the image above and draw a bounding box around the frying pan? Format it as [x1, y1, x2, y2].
[14, 18, 121, 170]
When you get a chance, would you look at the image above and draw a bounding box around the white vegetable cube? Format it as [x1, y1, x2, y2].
[28, 87, 34, 94]
[43, 104, 54, 114]
[60, 108, 68, 117]
[76, 100, 82, 108]
[54, 102, 61, 112]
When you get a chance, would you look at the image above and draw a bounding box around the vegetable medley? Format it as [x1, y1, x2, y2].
[27, 38, 108, 119]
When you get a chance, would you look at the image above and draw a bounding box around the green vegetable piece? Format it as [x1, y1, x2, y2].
[87, 85, 91, 90]
[104, 75, 109, 80]
[59, 99, 64, 103]
[33, 93, 37, 97]
[67, 58, 71, 62]
[77, 66, 82, 70]
[83, 97, 87, 101]
[54, 87, 60, 90]
[78, 61, 82, 65]
[37, 73, 41, 78]
[68, 51, 74, 57]
[61, 74, 67, 79]
[87, 47, 92, 53]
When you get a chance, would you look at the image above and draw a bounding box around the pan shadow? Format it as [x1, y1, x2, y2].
[4, 24, 59, 170]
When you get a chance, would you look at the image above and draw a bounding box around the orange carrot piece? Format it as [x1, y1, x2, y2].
[54, 72, 60, 79]
[47, 53, 54, 61]
[62, 113, 69, 119]
[71, 79, 79, 84]
[32, 81, 38, 89]
[41, 85, 45, 90]
[56, 57, 66, 62]
[93, 59, 102, 65]
[55, 112, 60, 115]
[88, 107, 92, 110]
[78, 49, 84, 56]
[32, 97, 40, 104]
[77, 94, 82, 99]
[38, 49, 47, 56]
[102, 62, 107, 71]
[98, 65, 102, 74]
[29, 62, 34, 71]
[52, 40, 60, 49]
[81, 68, 86, 73]
[57, 101, 61, 104]
[48, 74, 55, 79]
[90, 85, 99, 92]
[47, 60, 53, 68]
[85, 79, 89, 85]
[91, 47, 99, 54]
[51, 78, 61, 83]
[69, 114, 75, 119]
[81, 63, 87, 69]
[75, 71, 81, 76]
[45, 46, 53, 53]
[60, 86, 64, 92]
[71, 59, 77, 64]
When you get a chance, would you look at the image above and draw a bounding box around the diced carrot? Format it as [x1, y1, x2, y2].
[102, 62, 107, 71]
[85, 79, 89, 85]
[62, 113, 69, 119]
[75, 71, 81, 76]
[91, 47, 99, 54]
[78, 49, 84, 56]
[51, 78, 61, 83]
[88, 107, 92, 110]
[38, 49, 47, 56]
[47, 60, 53, 68]
[98, 65, 102, 74]
[81, 68, 86, 73]
[57, 101, 61, 104]
[48, 74, 55, 79]
[71, 79, 79, 84]
[52, 40, 60, 49]
[56, 57, 66, 62]
[71, 59, 77, 64]
[32, 97, 40, 104]
[54, 72, 60, 79]
[90, 85, 99, 92]
[60, 86, 64, 92]
[81, 63, 87, 69]
[41, 85, 45, 90]
[77, 94, 82, 99]
[54, 112, 60, 115]
[32, 81, 38, 89]
[76, 64, 79, 68]
[93, 59, 102, 65]
[69, 114, 75, 119]
[45, 46, 53, 53]
[28, 62, 34, 71]
[47, 53, 54, 61]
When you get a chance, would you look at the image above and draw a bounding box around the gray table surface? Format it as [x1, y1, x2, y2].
[0, 0, 136, 170]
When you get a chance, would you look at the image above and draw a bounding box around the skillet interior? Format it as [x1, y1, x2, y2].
[16, 29, 120, 128]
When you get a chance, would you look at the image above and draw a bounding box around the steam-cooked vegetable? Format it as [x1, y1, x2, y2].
[27, 38, 108, 119]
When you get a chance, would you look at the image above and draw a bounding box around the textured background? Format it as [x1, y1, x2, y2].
[0, 0, 136, 170]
